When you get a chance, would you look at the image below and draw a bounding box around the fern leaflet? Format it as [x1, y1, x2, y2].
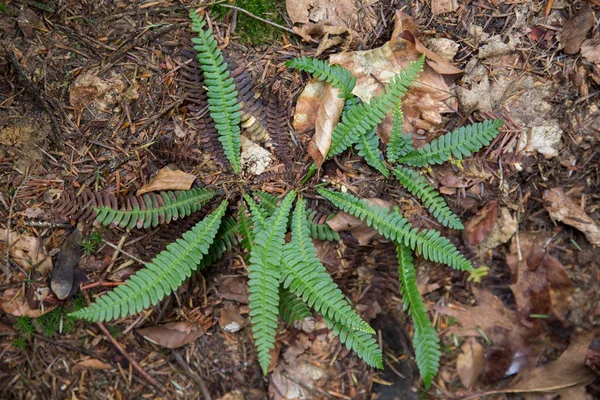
[243, 193, 268, 230]
[237, 201, 255, 254]
[190, 11, 242, 173]
[280, 198, 374, 334]
[279, 286, 312, 326]
[386, 106, 414, 163]
[94, 188, 216, 230]
[323, 315, 383, 369]
[247, 191, 296, 374]
[328, 56, 424, 158]
[396, 243, 440, 389]
[70, 200, 228, 322]
[355, 128, 389, 177]
[286, 57, 356, 98]
[317, 189, 472, 271]
[398, 119, 504, 167]
[392, 166, 463, 229]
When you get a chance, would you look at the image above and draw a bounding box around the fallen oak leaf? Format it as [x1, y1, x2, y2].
[137, 321, 204, 349]
[307, 84, 344, 166]
[136, 168, 196, 196]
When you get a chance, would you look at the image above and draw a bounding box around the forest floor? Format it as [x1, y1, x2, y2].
[0, 0, 599, 399]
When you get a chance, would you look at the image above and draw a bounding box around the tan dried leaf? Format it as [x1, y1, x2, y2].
[137, 321, 204, 349]
[0, 288, 56, 317]
[327, 198, 393, 245]
[293, 81, 324, 133]
[431, 0, 459, 16]
[218, 302, 246, 333]
[581, 38, 600, 64]
[0, 230, 53, 273]
[465, 201, 498, 245]
[285, 0, 310, 24]
[560, 4, 594, 54]
[456, 338, 484, 389]
[543, 188, 600, 246]
[75, 358, 113, 370]
[307, 85, 344, 166]
[137, 168, 196, 196]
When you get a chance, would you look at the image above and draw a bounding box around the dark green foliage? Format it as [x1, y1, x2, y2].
[286, 57, 356, 98]
[398, 119, 504, 167]
[70, 201, 228, 322]
[279, 286, 312, 326]
[328, 56, 424, 158]
[317, 189, 473, 271]
[323, 315, 383, 369]
[82, 231, 103, 255]
[94, 188, 215, 230]
[280, 199, 374, 334]
[396, 243, 440, 388]
[355, 128, 389, 178]
[392, 166, 464, 229]
[190, 10, 242, 173]
[14, 316, 35, 338]
[386, 106, 413, 163]
[247, 191, 296, 374]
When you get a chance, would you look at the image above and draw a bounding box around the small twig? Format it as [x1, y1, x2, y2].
[171, 350, 212, 400]
[4, 171, 30, 284]
[32, 334, 109, 362]
[95, 321, 165, 393]
[101, 239, 146, 266]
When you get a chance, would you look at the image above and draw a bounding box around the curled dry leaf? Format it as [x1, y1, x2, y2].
[75, 358, 113, 370]
[542, 188, 600, 246]
[292, 80, 324, 134]
[327, 198, 393, 245]
[0, 230, 53, 273]
[456, 338, 484, 390]
[136, 321, 204, 349]
[465, 201, 498, 246]
[307, 85, 344, 166]
[137, 167, 196, 196]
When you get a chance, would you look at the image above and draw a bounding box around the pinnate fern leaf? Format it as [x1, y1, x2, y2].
[280, 198, 374, 334]
[190, 11, 242, 173]
[396, 243, 441, 389]
[386, 106, 414, 163]
[398, 119, 504, 167]
[286, 57, 356, 98]
[328, 56, 424, 158]
[317, 189, 472, 271]
[70, 200, 228, 322]
[94, 188, 215, 230]
[355, 128, 389, 177]
[279, 286, 312, 326]
[323, 315, 383, 369]
[247, 191, 296, 374]
[392, 166, 463, 230]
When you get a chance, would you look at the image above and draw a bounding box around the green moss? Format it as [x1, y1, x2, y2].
[14, 316, 35, 338]
[11, 337, 28, 349]
[211, 0, 286, 45]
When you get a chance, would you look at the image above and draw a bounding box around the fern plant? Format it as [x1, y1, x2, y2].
[68, 10, 503, 390]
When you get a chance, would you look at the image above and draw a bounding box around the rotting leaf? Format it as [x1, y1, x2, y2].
[75, 358, 113, 370]
[560, 3, 594, 54]
[327, 198, 393, 245]
[456, 337, 484, 390]
[0, 287, 57, 317]
[218, 302, 246, 333]
[465, 201, 498, 246]
[543, 188, 600, 246]
[136, 321, 204, 349]
[431, 0, 459, 16]
[285, 0, 310, 24]
[307, 84, 344, 166]
[50, 226, 83, 300]
[137, 168, 197, 196]
[0, 230, 53, 273]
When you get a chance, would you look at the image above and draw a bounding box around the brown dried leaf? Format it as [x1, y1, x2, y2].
[75, 358, 113, 370]
[307, 85, 344, 166]
[137, 168, 196, 195]
[431, 0, 459, 16]
[285, 0, 310, 24]
[137, 321, 204, 349]
[218, 302, 247, 333]
[560, 4, 595, 54]
[292, 80, 324, 133]
[0, 230, 53, 273]
[465, 201, 498, 246]
[327, 198, 393, 245]
[543, 188, 600, 246]
[217, 276, 249, 304]
[581, 38, 600, 64]
[457, 338, 484, 390]
[503, 330, 598, 394]
[0, 288, 56, 317]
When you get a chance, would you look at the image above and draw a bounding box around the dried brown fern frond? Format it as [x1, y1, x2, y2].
[153, 137, 202, 166]
[264, 88, 294, 164]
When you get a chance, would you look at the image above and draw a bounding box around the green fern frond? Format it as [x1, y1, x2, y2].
[218, 216, 239, 251]
[254, 191, 279, 216]
[396, 243, 440, 389]
[70, 201, 228, 322]
[324, 316, 383, 369]
[392, 166, 463, 230]
[355, 128, 389, 177]
[242, 194, 268, 229]
[317, 189, 472, 271]
[248, 191, 296, 374]
[328, 56, 424, 158]
[279, 286, 312, 326]
[306, 210, 340, 241]
[286, 57, 356, 98]
[190, 11, 242, 173]
[94, 188, 216, 230]
[398, 119, 504, 167]
[280, 198, 374, 334]
[386, 106, 414, 163]
[237, 201, 255, 254]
